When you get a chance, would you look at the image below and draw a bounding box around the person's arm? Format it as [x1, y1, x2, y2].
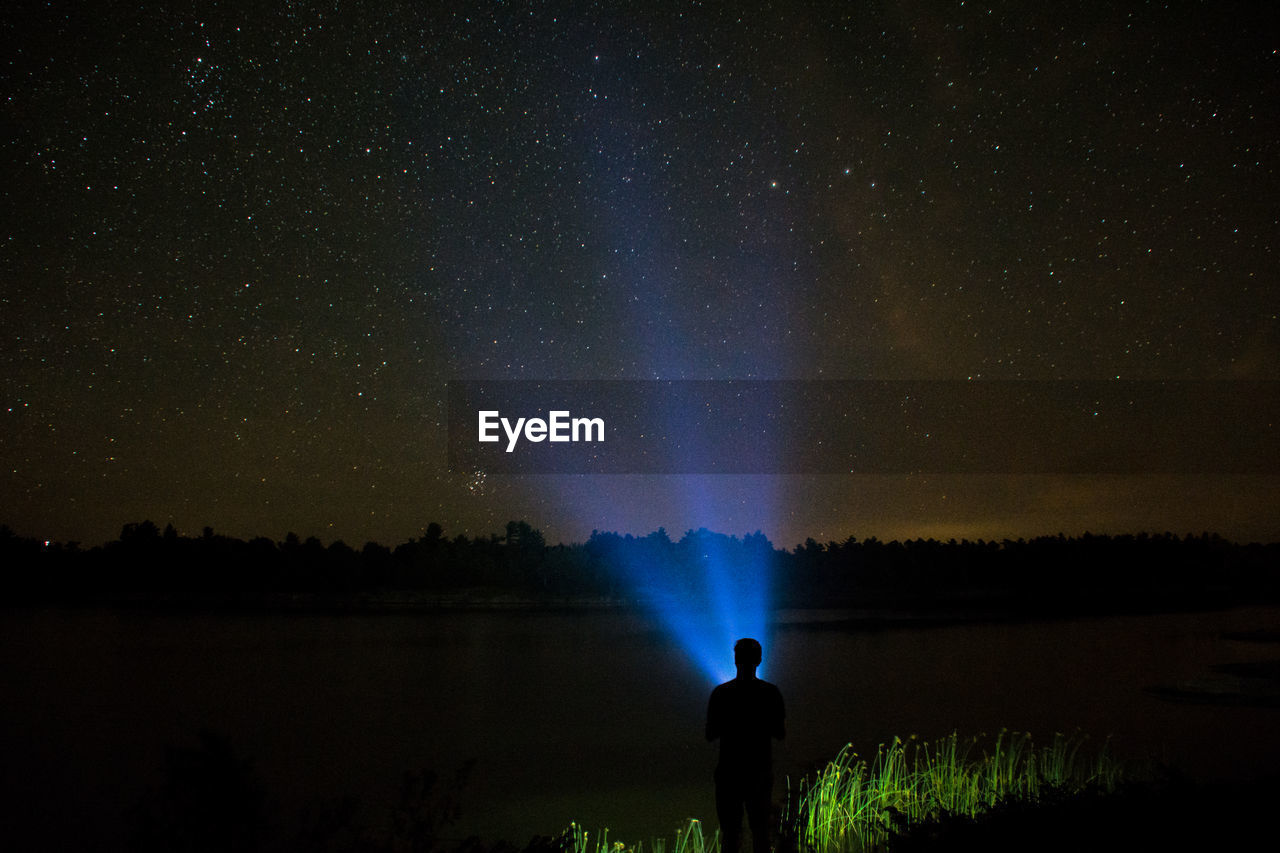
[772, 687, 786, 740]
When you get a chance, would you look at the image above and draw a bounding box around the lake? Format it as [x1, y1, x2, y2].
[2, 605, 1279, 850]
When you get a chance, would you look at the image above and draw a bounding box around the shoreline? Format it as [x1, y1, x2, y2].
[6, 587, 1274, 623]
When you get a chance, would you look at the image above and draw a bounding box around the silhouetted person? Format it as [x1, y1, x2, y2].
[706, 638, 785, 853]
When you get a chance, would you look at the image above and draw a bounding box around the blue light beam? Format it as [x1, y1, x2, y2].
[598, 527, 774, 684]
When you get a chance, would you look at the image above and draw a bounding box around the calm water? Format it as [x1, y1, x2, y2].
[3, 605, 1279, 849]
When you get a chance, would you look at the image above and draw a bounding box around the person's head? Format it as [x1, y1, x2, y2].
[734, 637, 763, 676]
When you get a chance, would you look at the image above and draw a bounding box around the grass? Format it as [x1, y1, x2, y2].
[566, 818, 718, 853]
[790, 731, 1128, 853]
[562, 731, 1130, 853]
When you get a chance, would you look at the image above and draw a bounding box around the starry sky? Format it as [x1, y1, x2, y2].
[3, 0, 1277, 549]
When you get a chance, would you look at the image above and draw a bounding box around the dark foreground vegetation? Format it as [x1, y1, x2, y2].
[881, 774, 1280, 852]
[92, 729, 1280, 853]
[128, 731, 528, 853]
[2, 521, 1278, 614]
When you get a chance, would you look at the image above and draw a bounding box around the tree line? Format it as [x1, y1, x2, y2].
[2, 520, 1277, 614]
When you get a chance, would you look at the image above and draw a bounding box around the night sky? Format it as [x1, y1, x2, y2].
[3, 0, 1277, 549]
